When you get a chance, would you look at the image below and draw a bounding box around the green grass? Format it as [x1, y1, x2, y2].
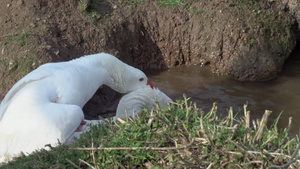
[79, 0, 102, 26]
[118, 0, 186, 7]
[120, 0, 143, 5]
[0, 57, 33, 76]
[1, 96, 300, 168]
[155, 0, 185, 8]
[0, 57, 34, 90]
[0, 33, 32, 47]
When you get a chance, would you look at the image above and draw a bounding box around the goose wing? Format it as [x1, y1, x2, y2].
[0, 63, 55, 120]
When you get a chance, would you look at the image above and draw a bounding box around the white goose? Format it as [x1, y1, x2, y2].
[114, 85, 173, 120]
[0, 53, 152, 161]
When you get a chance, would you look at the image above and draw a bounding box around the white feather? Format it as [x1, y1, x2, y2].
[114, 86, 173, 120]
[0, 53, 149, 161]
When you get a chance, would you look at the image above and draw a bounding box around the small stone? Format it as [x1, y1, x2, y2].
[17, 0, 24, 5]
[9, 60, 17, 71]
[46, 45, 52, 50]
[54, 50, 59, 56]
[31, 62, 37, 69]
[29, 22, 36, 28]
[7, 4, 11, 7]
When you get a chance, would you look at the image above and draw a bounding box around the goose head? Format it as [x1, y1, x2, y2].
[120, 66, 154, 93]
[79, 53, 154, 94]
[98, 54, 153, 93]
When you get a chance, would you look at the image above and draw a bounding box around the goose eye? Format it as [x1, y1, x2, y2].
[139, 78, 144, 82]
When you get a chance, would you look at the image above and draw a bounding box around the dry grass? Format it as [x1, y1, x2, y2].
[2, 96, 300, 168]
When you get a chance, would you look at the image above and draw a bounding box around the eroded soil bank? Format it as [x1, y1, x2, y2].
[0, 0, 299, 98]
[146, 43, 300, 134]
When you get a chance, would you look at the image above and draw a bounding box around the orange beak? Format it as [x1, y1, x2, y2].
[147, 79, 154, 89]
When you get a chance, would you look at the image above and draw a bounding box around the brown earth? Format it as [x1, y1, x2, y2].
[0, 0, 299, 118]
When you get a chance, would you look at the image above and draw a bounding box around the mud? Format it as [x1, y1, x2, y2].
[145, 43, 300, 134]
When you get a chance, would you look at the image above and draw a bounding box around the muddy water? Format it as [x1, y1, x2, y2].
[145, 45, 300, 134]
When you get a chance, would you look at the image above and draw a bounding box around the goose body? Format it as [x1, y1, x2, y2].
[114, 86, 173, 120]
[0, 53, 150, 161]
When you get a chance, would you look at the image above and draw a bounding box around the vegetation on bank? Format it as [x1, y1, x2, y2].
[1, 96, 300, 168]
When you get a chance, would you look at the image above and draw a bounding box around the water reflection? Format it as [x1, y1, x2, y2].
[145, 45, 300, 134]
